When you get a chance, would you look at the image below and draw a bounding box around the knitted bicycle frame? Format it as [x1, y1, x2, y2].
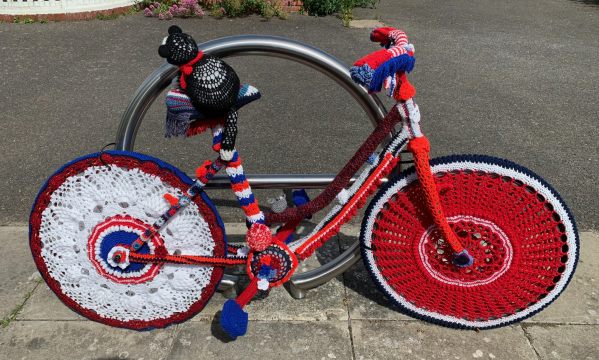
[29, 27, 579, 339]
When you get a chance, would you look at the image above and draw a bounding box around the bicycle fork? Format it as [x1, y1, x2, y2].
[398, 100, 473, 267]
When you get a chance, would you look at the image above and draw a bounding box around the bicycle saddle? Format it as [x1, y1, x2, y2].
[165, 83, 261, 138]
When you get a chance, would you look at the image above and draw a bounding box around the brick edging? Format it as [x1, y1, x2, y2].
[0, 5, 133, 22]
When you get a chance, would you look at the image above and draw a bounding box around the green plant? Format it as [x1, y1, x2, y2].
[301, 0, 379, 17]
[143, 0, 204, 19]
[13, 16, 35, 24]
[96, 11, 120, 20]
[203, 0, 287, 20]
[340, 0, 353, 26]
[302, 0, 340, 16]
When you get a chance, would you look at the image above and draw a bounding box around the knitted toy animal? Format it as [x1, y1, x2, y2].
[159, 25, 241, 160]
[159, 25, 272, 253]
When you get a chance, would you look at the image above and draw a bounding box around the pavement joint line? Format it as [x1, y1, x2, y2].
[1, 278, 42, 328]
[164, 323, 182, 358]
[520, 324, 542, 360]
[340, 235, 358, 360]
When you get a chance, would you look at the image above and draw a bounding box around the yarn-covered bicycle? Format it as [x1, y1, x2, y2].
[29, 27, 578, 339]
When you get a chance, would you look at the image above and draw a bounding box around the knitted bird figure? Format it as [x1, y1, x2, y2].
[159, 25, 272, 253]
[159, 25, 240, 160]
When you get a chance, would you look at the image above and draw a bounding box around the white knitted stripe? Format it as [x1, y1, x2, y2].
[234, 188, 253, 199]
[361, 158, 578, 328]
[225, 164, 244, 177]
[288, 128, 410, 252]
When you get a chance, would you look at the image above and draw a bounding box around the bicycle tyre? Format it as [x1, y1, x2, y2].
[29, 150, 227, 330]
[360, 154, 578, 329]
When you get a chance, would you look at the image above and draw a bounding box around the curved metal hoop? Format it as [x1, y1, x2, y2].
[115, 35, 388, 297]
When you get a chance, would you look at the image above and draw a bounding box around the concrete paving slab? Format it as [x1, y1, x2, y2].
[523, 324, 599, 360]
[17, 283, 83, 321]
[344, 260, 414, 321]
[349, 19, 386, 28]
[169, 320, 352, 360]
[0, 321, 177, 360]
[525, 232, 599, 325]
[351, 321, 538, 360]
[0, 227, 40, 319]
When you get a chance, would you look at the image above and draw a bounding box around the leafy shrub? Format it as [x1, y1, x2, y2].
[301, 0, 340, 16]
[302, 0, 379, 16]
[141, 0, 204, 19]
[207, 0, 287, 19]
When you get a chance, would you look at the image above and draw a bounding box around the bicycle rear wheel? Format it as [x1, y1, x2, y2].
[360, 154, 578, 329]
[29, 150, 226, 330]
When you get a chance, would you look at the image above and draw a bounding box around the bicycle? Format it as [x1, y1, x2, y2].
[29, 27, 578, 339]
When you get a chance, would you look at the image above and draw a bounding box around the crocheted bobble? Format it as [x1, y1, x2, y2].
[187, 56, 240, 118]
[246, 223, 272, 252]
[158, 25, 199, 66]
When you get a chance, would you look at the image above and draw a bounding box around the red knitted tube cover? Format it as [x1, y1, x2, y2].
[408, 136, 464, 254]
[265, 106, 402, 225]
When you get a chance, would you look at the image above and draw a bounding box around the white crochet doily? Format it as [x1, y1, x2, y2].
[35, 158, 222, 325]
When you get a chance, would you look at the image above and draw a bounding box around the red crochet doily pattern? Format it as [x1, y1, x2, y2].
[369, 168, 571, 322]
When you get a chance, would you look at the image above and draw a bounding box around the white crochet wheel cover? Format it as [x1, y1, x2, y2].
[30, 152, 225, 329]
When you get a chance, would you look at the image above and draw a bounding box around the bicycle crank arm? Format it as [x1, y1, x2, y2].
[128, 252, 246, 267]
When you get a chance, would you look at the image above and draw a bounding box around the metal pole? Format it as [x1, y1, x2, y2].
[114, 35, 389, 296]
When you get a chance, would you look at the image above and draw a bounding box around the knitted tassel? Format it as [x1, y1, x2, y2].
[165, 110, 194, 138]
[368, 54, 416, 93]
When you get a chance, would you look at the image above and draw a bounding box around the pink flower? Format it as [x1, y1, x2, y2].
[144, 7, 153, 16]
[158, 12, 165, 19]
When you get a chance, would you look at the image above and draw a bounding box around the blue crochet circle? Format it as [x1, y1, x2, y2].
[99, 230, 149, 273]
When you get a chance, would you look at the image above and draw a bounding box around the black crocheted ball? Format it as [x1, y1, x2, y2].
[159, 25, 240, 117]
[158, 25, 199, 65]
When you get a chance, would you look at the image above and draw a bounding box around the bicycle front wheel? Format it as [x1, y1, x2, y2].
[360, 154, 578, 329]
[29, 151, 226, 330]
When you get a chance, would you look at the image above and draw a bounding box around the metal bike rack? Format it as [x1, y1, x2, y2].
[115, 35, 388, 299]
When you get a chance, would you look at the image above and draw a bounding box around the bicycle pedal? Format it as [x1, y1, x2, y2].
[220, 299, 248, 339]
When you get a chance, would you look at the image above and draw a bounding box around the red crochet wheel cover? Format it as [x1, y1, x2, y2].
[369, 169, 571, 322]
[29, 152, 226, 330]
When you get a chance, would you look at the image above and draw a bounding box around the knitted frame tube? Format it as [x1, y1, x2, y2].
[265, 105, 403, 225]
[407, 136, 464, 254]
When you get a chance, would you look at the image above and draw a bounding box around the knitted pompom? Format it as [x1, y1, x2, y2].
[350, 64, 374, 87]
[220, 299, 248, 339]
[246, 223, 272, 252]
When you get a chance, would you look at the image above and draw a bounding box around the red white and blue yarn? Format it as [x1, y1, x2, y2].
[165, 84, 261, 138]
[29, 150, 228, 330]
[350, 28, 415, 94]
[360, 154, 579, 329]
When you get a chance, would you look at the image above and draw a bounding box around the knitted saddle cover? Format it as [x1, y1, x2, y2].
[165, 84, 261, 138]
